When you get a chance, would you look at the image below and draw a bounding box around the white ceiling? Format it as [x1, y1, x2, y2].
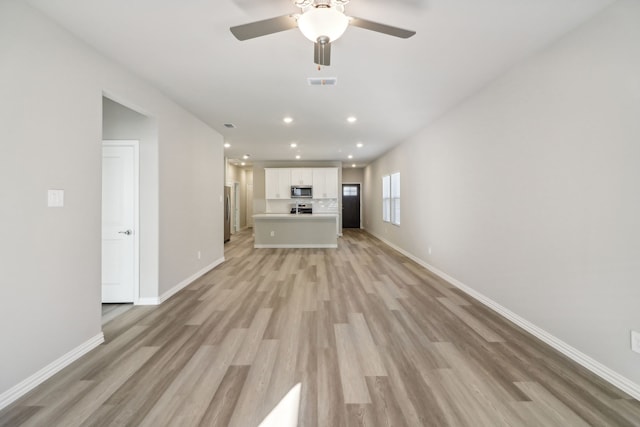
[28, 0, 613, 166]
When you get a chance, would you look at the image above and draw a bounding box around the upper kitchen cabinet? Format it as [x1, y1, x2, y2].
[291, 168, 313, 186]
[313, 168, 339, 199]
[265, 168, 291, 199]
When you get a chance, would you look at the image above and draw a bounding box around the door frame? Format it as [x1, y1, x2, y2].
[102, 140, 140, 304]
[341, 182, 363, 229]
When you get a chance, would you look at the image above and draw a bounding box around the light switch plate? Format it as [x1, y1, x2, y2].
[47, 189, 64, 207]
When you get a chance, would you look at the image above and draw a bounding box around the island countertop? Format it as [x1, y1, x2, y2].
[252, 213, 339, 248]
[253, 213, 338, 219]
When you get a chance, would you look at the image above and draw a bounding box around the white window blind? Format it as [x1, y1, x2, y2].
[391, 172, 400, 225]
[382, 175, 390, 222]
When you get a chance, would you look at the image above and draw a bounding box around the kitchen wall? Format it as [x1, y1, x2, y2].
[0, 0, 224, 404]
[364, 0, 640, 390]
[342, 167, 364, 184]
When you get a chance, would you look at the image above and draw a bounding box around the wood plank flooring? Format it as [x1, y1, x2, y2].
[2, 229, 639, 426]
[101, 303, 133, 325]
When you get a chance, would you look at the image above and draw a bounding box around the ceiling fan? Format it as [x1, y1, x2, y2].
[230, 0, 416, 66]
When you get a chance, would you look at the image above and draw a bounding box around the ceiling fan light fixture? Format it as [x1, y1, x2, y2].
[297, 6, 349, 43]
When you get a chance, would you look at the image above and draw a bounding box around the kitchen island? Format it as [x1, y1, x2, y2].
[253, 213, 339, 248]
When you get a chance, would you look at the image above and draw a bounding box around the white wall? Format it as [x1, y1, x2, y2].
[341, 167, 364, 184]
[158, 106, 223, 295]
[365, 0, 640, 388]
[0, 0, 224, 401]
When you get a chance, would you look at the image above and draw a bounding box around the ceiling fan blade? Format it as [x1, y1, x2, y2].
[230, 15, 298, 41]
[314, 39, 331, 66]
[349, 17, 416, 39]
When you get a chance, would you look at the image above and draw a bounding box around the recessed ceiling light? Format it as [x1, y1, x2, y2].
[352, 164, 356, 168]
[242, 154, 250, 159]
[290, 142, 297, 148]
[356, 142, 363, 148]
[347, 116, 357, 123]
[348, 154, 353, 159]
[224, 143, 231, 148]
[283, 117, 293, 124]
[241, 162, 246, 166]
[295, 155, 301, 159]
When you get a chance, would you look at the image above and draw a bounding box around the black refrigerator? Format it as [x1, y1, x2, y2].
[224, 186, 231, 243]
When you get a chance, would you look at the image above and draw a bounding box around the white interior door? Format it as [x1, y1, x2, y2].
[102, 142, 138, 303]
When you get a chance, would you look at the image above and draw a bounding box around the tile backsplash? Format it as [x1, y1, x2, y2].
[312, 199, 339, 213]
[266, 199, 338, 214]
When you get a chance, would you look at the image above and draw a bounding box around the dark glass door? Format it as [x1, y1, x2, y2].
[342, 184, 361, 228]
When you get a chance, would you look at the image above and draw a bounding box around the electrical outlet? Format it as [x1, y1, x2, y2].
[632, 330, 640, 354]
[197, 251, 201, 260]
[270, 231, 275, 237]
[428, 246, 432, 255]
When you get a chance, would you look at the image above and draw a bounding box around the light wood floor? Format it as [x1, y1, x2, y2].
[2, 229, 639, 426]
[101, 303, 133, 325]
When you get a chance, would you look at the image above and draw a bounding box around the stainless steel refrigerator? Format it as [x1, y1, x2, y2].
[224, 186, 231, 243]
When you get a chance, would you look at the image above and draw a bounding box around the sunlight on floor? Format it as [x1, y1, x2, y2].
[258, 383, 301, 427]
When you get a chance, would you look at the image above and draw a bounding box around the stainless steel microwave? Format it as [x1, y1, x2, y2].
[291, 185, 312, 198]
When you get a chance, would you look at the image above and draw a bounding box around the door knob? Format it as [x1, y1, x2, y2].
[118, 229, 133, 236]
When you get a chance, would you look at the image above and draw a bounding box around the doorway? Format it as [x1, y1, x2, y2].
[102, 141, 139, 303]
[342, 183, 361, 228]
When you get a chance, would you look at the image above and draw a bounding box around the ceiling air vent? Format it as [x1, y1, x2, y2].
[224, 123, 236, 129]
[307, 77, 337, 86]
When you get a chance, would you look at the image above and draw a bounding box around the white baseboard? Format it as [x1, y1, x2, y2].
[135, 257, 226, 306]
[0, 258, 227, 409]
[136, 257, 224, 305]
[0, 332, 105, 411]
[136, 296, 160, 306]
[367, 230, 640, 401]
[159, 257, 225, 305]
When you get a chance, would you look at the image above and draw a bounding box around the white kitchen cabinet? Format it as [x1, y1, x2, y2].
[265, 168, 291, 199]
[325, 168, 338, 199]
[312, 168, 339, 199]
[265, 168, 278, 199]
[291, 168, 313, 185]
